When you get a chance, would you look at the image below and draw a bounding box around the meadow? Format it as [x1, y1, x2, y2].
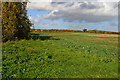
[2, 32, 119, 78]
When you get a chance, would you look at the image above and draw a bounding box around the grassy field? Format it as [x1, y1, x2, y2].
[2, 32, 118, 78]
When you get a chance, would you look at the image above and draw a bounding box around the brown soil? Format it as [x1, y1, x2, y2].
[88, 34, 120, 37]
[71, 33, 87, 35]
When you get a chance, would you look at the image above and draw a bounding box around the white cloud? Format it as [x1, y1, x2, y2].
[27, 0, 119, 2]
[27, 2, 53, 11]
[28, 16, 63, 29]
[45, 2, 118, 22]
[27, 2, 118, 22]
[28, 15, 42, 23]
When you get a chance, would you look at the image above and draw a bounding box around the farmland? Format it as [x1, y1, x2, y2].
[2, 32, 119, 78]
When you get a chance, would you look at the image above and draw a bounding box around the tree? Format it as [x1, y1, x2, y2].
[2, 1, 32, 42]
[0, 1, 2, 43]
[83, 29, 87, 32]
[15, 2, 32, 40]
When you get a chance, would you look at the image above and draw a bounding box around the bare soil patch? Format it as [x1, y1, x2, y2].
[71, 33, 86, 35]
[88, 34, 120, 37]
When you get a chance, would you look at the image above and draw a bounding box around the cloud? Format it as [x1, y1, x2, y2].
[27, 2, 118, 22]
[45, 2, 118, 22]
[27, 2, 53, 11]
[28, 16, 63, 29]
[28, 15, 42, 23]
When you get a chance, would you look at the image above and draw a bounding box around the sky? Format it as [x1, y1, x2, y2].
[26, 1, 119, 32]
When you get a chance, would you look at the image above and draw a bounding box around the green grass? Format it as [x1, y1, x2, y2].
[2, 32, 118, 78]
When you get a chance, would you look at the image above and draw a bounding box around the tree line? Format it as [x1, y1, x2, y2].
[2, 1, 32, 42]
[31, 29, 120, 34]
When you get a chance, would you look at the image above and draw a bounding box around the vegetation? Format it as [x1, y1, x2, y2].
[1, 1, 119, 79]
[31, 29, 120, 34]
[0, 0, 2, 42]
[83, 29, 87, 32]
[2, 32, 118, 78]
[2, 2, 32, 42]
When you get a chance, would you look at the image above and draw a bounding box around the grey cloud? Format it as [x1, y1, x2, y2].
[79, 2, 102, 9]
[27, 2, 118, 22]
[44, 2, 118, 22]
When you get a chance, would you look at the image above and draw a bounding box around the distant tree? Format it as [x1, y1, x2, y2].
[83, 29, 87, 32]
[2, 1, 32, 42]
[93, 29, 97, 33]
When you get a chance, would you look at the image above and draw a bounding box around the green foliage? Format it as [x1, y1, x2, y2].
[31, 29, 120, 34]
[0, 1, 2, 43]
[83, 29, 87, 32]
[2, 2, 32, 42]
[2, 32, 118, 78]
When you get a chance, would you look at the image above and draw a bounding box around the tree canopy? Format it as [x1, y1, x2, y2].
[2, 1, 32, 42]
